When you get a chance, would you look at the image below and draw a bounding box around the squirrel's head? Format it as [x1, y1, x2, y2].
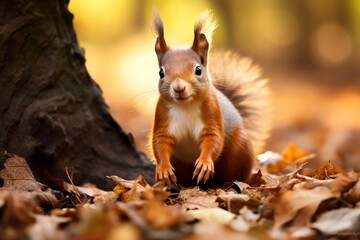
[152, 10, 217, 103]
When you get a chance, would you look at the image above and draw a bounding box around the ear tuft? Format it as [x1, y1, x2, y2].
[194, 9, 217, 45]
[152, 9, 169, 65]
[192, 9, 217, 66]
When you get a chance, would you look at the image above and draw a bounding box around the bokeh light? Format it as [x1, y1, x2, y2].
[312, 23, 353, 64]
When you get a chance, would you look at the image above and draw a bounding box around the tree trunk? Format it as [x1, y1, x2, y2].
[0, 0, 154, 189]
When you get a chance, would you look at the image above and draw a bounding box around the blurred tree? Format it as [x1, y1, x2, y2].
[0, 0, 154, 189]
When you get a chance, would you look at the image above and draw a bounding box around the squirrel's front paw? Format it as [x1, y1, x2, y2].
[193, 158, 214, 184]
[156, 164, 177, 186]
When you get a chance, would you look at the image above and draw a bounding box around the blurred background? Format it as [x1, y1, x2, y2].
[69, 0, 360, 170]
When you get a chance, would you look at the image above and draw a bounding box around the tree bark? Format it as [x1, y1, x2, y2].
[0, 0, 154, 189]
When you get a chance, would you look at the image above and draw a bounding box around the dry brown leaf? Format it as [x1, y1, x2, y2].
[113, 185, 128, 197]
[180, 195, 219, 211]
[233, 181, 250, 192]
[217, 193, 251, 214]
[143, 200, 188, 229]
[178, 187, 207, 199]
[282, 143, 310, 162]
[295, 172, 359, 196]
[345, 178, 360, 204]
[273, 186, 335, 229]
[0, 153, 42, 191]
[0, 190, 36, 239]
[142, 182, 169, 202]
[248, 170, 266, 187]
[327, 171, 359, 194]
[27, 214, 71, 239]
[108, 175, 147, 189]
[66, 203, 125, 239]
[0, 153, 58, 209]
[303, 160, 344, 180]
[178, 187, 218, 210]
[259, 163, 306, 192]
[122, 181, 143, 202]
[243, 186, 280, 206]
[94, 191, 117, 206]
[107, 223, 141, 240]
[312, 208, 360, 234]
[108, 175, 146, 202]
[266, 143, 315, 173]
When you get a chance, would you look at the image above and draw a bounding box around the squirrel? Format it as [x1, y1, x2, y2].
[149, 10, 271, 187]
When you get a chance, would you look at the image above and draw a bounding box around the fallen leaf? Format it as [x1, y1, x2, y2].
[108, 175, 146, 202]
[266, 143, 315, 173]
[66, 203, 123, 239]
[273, 186, 335, 229]
[94, 191, 117, 206]
[0, 153, 58, 209]
[113, 185, 127, 197]
[295, 172, 359, 196]
[345, 178, 360, 204]
[178, 187, 218, 210]
[27, 214, 71, 239]
[312, 208, 360, 234]
[282, 143, 310, 162]
[1, 153, 47, 191]
[180, 195, 219, 211]
[248, 170, 266, 187]
[108, 175, 147, 189]
[303, 160, 343, 180]
[217, 193, 251, 214]
[327, 171, 359, 194]
[243, 187, 280, 206]
[233, 181, 250, 192]
[142, 182, 169, 202]
[143, 200, 188, 229]
[0, 190, 36, 239]
[107, 223, 141, 240]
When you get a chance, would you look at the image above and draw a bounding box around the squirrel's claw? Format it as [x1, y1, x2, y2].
[156, 165, 177, 186]
[193, 158, 214, 184]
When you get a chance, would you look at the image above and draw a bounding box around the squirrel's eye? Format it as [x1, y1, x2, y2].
[159, 68, 165, 78]
[195, 65, 202, 76]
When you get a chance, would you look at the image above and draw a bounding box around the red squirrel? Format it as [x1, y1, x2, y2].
[150, 10, 271, 186]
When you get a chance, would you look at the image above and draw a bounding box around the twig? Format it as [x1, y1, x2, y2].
[65, 167, 80, 197]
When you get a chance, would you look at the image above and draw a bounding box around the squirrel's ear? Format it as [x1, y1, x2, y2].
[152, 10, 169, 65]
[192, 10, 216, 66]
[192, 33, 209, 66]
[155, 36, 168, 65]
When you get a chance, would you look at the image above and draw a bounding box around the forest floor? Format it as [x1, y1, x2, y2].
[1, 145, 360, 240]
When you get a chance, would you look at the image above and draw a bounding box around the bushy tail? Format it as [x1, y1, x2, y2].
[209, 50, 271, 154]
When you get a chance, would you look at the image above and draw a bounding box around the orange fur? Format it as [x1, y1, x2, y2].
[198, 87, 224, 163]
[214, 126, 254, 184]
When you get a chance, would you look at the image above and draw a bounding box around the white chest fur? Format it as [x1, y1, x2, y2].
[167, 102, 204, 163]
[168, 102, 204, 140]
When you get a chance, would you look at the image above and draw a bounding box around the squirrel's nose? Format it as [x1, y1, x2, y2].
[173, 86, 186, 94]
